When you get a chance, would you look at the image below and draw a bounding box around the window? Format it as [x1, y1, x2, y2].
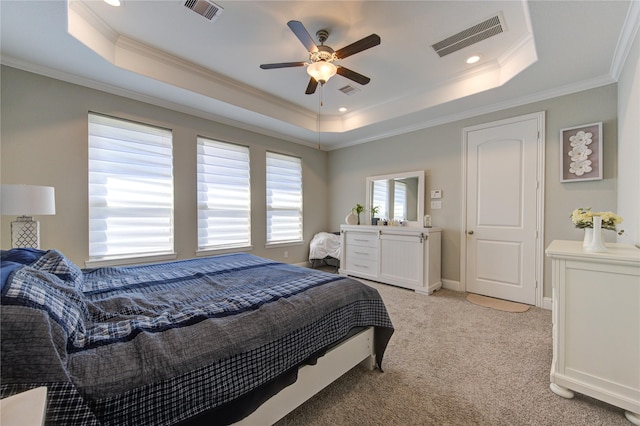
[266, 152, 303, 244]
[197, 137, 251, 251]
[88, 113, 174, 262]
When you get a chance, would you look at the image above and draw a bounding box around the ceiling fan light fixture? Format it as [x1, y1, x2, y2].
[307, 61, 337, 84]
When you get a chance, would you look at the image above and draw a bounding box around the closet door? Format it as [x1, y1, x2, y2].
[463, 113, 542, 305]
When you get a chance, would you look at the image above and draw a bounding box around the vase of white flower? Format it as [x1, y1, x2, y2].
[571, 208, 624, 248]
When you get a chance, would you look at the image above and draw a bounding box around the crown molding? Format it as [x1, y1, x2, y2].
[610, 0, 640, 80]
[3, 52, 616, 154]
[67, 0, 320, 133]
[326, 73, 617, 151]
[0, 56, 319, 149]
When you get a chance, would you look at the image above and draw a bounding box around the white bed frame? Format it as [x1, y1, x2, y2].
[234, 327, 376, 425]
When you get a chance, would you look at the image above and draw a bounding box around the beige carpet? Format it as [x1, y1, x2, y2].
[466, 293, 531, 312]
[276, 277, 629, 426]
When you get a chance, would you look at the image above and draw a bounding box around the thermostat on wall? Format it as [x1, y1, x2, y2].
[431, 189, 442, 199]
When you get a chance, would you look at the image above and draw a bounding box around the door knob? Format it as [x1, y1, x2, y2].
[468, 230, 474, 235]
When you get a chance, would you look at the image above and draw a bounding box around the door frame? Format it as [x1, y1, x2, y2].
[460, 111, 546, 307]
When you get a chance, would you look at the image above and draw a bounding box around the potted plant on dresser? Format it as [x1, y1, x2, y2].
[370, 206, 381, 225]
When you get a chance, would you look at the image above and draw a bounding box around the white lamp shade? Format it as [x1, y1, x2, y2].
[1, 184, 56, 216]
[307, 61, 337, 84]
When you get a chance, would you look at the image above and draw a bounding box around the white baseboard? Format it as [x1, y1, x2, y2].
[439, 280, 552, 310]
[442, 279, 463, 292]
[300, 261, 553, 311]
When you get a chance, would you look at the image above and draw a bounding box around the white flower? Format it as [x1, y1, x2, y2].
[571, 208, 624, 235]
[569, 159, 592, 176]
[569, 131, 593, 147]
[567, 130, 594, 176]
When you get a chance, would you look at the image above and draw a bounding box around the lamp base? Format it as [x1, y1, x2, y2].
[11, 216, 40, 249]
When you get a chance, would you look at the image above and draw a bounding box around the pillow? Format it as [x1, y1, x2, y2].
[31, 250, 83, 289]
[1, 261, 23, 292]
[2, 266, 87, 344]
[0, 248, 46, 265]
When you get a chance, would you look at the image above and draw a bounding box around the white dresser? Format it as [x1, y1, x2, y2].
[339, 225, 442, 294]
[546, 240, 640, 425]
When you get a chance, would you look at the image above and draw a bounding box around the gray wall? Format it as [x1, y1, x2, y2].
[328, 84, 620, 298]
[2, 65, 631, 302]
[0, 66, 330, 266]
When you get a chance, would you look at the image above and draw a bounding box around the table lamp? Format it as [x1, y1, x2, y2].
[1, 184, 56, 248]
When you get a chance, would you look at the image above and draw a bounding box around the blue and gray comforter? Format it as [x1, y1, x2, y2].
[1, 249, 393, 425]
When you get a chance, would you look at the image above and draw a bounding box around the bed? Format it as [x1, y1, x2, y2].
[0, 248, 393, 425]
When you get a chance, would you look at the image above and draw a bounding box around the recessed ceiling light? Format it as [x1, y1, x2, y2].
[339, 107, 347, 113]
[466, 55, 480, 64]
[104, 0, 121, 6]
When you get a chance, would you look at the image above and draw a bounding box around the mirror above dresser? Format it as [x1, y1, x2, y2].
[365, 170, 424, 227]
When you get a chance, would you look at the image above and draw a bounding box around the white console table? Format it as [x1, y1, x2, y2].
[339, 225, 441, 294]
[546, 240, 640, 424]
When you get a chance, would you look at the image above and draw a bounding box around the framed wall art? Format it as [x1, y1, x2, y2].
[560, 122, 603, 182]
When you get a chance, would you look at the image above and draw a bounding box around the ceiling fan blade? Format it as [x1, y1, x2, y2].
[287, 20, 318, 53]
[336, 66, 371, 85]
[305, 78, 318, 95]
[260, 62, 306, 69]
[335, 34, 381, 59]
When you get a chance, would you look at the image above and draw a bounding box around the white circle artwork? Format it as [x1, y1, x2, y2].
[568, 130, 593, 176]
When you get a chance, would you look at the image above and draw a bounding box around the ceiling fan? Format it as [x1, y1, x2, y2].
[260, 20, 381, 95]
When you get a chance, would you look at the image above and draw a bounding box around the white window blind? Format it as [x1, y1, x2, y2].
[197, 137, 251, 250]
[394, 181, 407, 220]
[266, 152, 303, 244]
[88, 113, 174, 261]
[373, 179, 389, 219]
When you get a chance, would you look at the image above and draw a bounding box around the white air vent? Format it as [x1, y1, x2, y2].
[339, 85, 361, 96]
[432, 14, 505, 57]
[183, 0, 223, 22]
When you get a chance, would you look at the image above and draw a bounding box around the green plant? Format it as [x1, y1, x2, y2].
[352, 203, 364, 225]
[370, 205, 381, 217]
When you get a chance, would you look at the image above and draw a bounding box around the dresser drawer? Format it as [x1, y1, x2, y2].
[345, 231, 378, 247]
[345, 258, 378, 275]
[346, 244, 377, 261]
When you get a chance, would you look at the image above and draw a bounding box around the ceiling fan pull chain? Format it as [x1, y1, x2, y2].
[317, 85, 323, 150]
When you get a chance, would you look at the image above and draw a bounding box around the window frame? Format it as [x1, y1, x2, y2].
[196, 136, 252, 254]
[265, 151, 303, 246]
[86, 113, 175, 267]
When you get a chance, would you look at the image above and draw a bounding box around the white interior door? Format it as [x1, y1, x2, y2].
[464, 113, 543, 305]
